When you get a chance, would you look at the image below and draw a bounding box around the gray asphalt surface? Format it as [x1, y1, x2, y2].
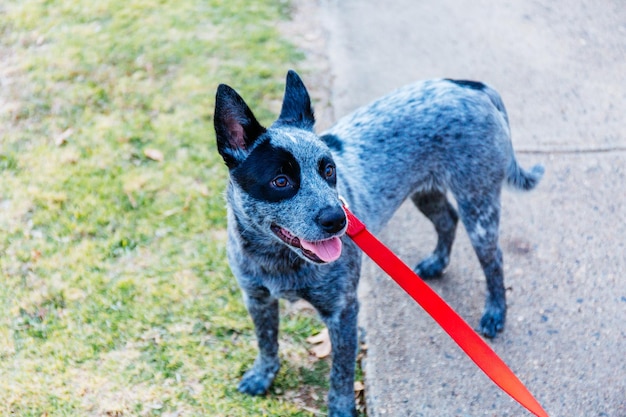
[319, 0, 626, 416]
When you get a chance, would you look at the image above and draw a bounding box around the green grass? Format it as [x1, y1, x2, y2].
[0, 0, 344, 415]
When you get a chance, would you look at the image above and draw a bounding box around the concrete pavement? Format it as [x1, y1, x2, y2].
[319, 0, 626, 415]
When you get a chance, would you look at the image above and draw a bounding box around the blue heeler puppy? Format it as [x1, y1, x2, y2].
[213, 70, 543, 416]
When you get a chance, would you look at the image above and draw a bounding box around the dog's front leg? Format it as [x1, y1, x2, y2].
[324, 299, 359, 417]
[238, 288, 280, 396]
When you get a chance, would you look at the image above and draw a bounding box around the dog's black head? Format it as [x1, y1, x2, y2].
[214, 70, 347, 264]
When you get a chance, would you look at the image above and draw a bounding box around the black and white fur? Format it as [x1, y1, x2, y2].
[213, 71, 543, 416]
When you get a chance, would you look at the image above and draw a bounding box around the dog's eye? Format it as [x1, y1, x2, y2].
[324, 164, 335, 179]
[272, 175, 290, 188]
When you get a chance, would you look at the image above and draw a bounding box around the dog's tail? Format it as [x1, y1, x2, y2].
[481, 84, 544, 191]
[506, 159, 544, 191]
[480, 86, 509, 128]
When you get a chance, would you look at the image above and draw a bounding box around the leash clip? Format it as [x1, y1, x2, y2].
[339, 196, 367, 237]
[338, 195, 349, 209]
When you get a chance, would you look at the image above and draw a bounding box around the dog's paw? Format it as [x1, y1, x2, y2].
[238, 370, 273, 396]
[327, 407, 358, 417]
[238, 361, 280, 396]
[414, 255, 447, 279]
[327, 393, 357, 417]
[479, 309, 505, 338]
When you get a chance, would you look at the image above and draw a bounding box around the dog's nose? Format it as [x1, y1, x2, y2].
[317, 206, 347, 234]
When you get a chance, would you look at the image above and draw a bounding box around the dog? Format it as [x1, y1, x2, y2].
[213, 70, 543, 416]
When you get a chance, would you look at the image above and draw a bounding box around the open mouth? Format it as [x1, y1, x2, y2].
[271, 225, 343, 263]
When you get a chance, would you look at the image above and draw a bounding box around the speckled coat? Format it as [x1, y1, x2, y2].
[213, 70, 543, 417]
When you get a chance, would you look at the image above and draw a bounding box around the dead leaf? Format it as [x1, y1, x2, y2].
[125, 191, 137, 209]
[195, 182, 210, 196]
[306, 328, 328, 344]
[31, 249, 42, 262]
[301, 406, 323, 414]
[354, 381, 364, 392]
[306, 327, 332, 358]
[289, 299, 316, 314]
[54, 128, 73, 146]
[163, 207, 181, 217]
[143, 148, 164, 161]
[183, 193, 193, 210]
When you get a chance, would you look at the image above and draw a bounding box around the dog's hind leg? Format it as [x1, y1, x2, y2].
[411, 191, 459, 279]
[456, 191, 506, 338]
[238, 288, 281, 396]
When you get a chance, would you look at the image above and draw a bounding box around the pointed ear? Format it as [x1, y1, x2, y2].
[276, 70, 315, 130]
[214, 84, 266, 169]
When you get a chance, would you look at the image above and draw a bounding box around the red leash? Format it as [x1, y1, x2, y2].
[343, 205, 549, 417]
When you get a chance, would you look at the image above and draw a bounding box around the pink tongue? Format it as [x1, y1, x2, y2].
[300, 237, 343, 263]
